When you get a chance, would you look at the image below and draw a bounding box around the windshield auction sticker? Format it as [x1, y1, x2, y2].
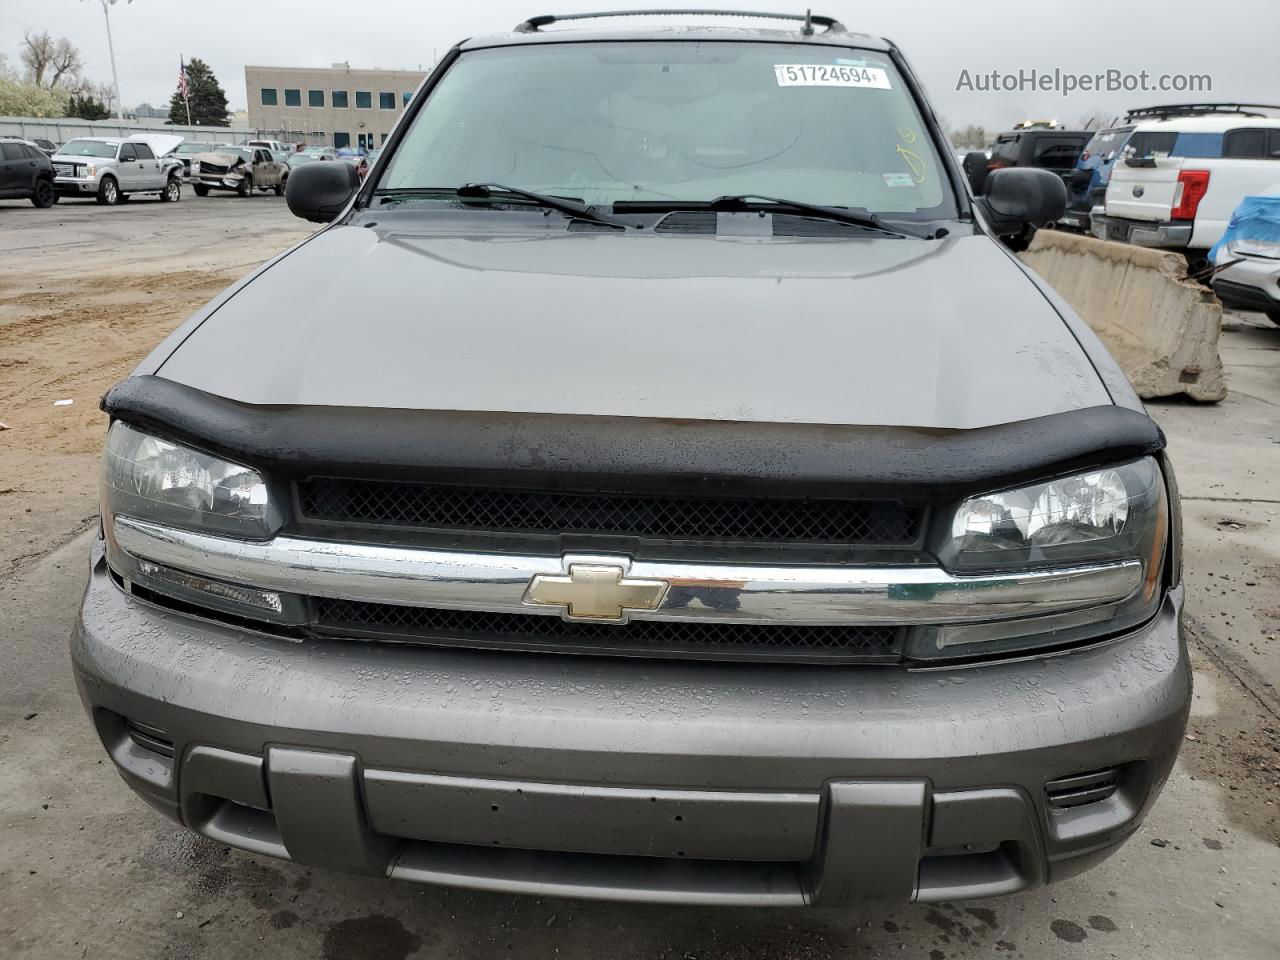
[774, 64, 891, 88]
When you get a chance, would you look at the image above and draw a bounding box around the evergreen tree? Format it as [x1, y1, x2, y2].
[66, 91, 110, 120]
[168, 58, 229, 126]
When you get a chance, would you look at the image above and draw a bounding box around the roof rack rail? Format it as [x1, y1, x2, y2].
[514, 9, 846, 35]
[1124, 102, 1280, 121]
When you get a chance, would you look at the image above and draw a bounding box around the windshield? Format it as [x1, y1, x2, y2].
[379, 42, 955, 218]
[59, 139, 117, 158]
[176, 143, 214, 155]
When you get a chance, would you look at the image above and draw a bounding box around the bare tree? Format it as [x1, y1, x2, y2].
[1076, 110, 1113, 131]
[20, 30, 85, 90]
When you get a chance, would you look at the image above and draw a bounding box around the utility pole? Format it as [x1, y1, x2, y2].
[85, 0, 133, 122]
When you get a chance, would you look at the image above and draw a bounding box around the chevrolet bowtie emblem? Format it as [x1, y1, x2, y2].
[524, 562, 669, 623]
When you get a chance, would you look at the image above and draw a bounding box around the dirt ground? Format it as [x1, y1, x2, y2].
[1, 196, 1278, 959]
[0, 195, 310, 575]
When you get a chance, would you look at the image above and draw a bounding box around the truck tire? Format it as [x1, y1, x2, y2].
[160, 176, 181, 202]
[193, 184, 209, 197]
[30, 178, 55, 208]
[1266, 309, 1280, 327]
[237, 175, 253, 198]
[274, 179, 285, 197]
[95, 175, 119, 205]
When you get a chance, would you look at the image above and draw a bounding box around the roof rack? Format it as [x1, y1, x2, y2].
[514, 9, 846, 35]
[1124, 102, 1280, 121]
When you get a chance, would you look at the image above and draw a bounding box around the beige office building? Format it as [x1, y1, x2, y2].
[245, 64, 428, 149]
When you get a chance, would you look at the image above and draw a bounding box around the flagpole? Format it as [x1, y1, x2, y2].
[181, 55, 192, 126]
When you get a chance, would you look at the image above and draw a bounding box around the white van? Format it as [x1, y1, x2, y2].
[1091, 111, 1280, 252]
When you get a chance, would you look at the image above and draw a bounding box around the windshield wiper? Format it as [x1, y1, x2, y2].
[373, 184, 626, 229]
[614, 194, 936, 239]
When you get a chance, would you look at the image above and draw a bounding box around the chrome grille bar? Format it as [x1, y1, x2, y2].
[112, 516, 1142, 626]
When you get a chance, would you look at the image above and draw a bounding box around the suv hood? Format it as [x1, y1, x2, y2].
[155, 225, 1110, 430]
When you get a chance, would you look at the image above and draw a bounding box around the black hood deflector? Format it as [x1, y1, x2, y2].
[103, 375, 1165, 502]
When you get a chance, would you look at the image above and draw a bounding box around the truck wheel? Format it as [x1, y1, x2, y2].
[30, 178, 55, 208]
[1266, 309, 1280, 327]
[237, 175, 253, 198]
[274, 179, 285, 197]
[193, 184, 209, 197]
[160, 177, 181, 202]
[96, 176, 119, 205]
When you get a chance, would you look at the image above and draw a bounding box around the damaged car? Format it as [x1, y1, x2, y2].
[52, 133, 184, 204]
[189, 146, 286, 197]
[77, 10, 1188, 909]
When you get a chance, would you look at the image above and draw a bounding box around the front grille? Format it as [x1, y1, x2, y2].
[1045, 768, 1119, 810]
[314, 598, 901, 663]
[297, 478, 921, 546]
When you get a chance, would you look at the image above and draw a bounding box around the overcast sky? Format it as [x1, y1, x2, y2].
[3, 0, 1278, 130]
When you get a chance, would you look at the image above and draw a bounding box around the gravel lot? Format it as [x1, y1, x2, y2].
[1, 197, 1278, 959]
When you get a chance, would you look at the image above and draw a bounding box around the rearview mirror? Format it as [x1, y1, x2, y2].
[285, 160, 361, 223]
[976, 168, 1067, 237]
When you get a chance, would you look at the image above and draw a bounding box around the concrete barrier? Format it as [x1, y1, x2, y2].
[1019, 230, 1225, 402]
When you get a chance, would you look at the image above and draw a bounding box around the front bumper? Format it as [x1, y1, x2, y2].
[192, 173, 243, 190]
[1090, 213, 1193, 249]
[1212, 254, 1280, 312]
[54, 175, 99, 195]
[73, 546, 1190, 906]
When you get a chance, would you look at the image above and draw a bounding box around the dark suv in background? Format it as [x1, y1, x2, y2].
[0, 138, 56, 208]
[982, 128, 1091, 182]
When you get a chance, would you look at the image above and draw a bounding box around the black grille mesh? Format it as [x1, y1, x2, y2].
[314, 598, 899, 661]
[298, 478, 920, 545]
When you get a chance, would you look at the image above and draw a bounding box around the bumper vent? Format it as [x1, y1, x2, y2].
[313, 598, 901, 663]
[126, 719, 175, 758]
[1045, 768, 1119, 810]
[297, 478, 921, 546]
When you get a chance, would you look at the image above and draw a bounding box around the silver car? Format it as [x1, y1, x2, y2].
[76, 11, 1188, 908]
[51, 134, 183, 204]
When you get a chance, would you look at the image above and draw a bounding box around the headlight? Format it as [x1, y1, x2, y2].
[103, 421, 279, 539]
[84, 164, 95, 177]
[939, 458, 1164, 574]
[911, 457, 1168, 660]
[190, 161, 200, 173]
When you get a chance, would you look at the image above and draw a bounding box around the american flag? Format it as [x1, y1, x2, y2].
[178, 57, 189, 99]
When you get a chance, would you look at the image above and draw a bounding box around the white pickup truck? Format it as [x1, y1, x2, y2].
[1091, 110, 1280, 257]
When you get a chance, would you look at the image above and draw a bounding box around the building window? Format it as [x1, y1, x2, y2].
[379, 92, 395, 110]
[355, 91, 372, 109]
[308, 89, 324, 108]
[284, 88, 301, 107]
[333, 132, 350, 148]
[260, 88, 278, 106]
[403, 92, 413, 106]
[381, 132, 389, 144]
[332, 90, 349, 108]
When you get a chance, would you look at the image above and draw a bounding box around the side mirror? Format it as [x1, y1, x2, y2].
[976, 167, 1067, 237]
[285, 160, 361, 223]
[962, 151, 989, 196]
